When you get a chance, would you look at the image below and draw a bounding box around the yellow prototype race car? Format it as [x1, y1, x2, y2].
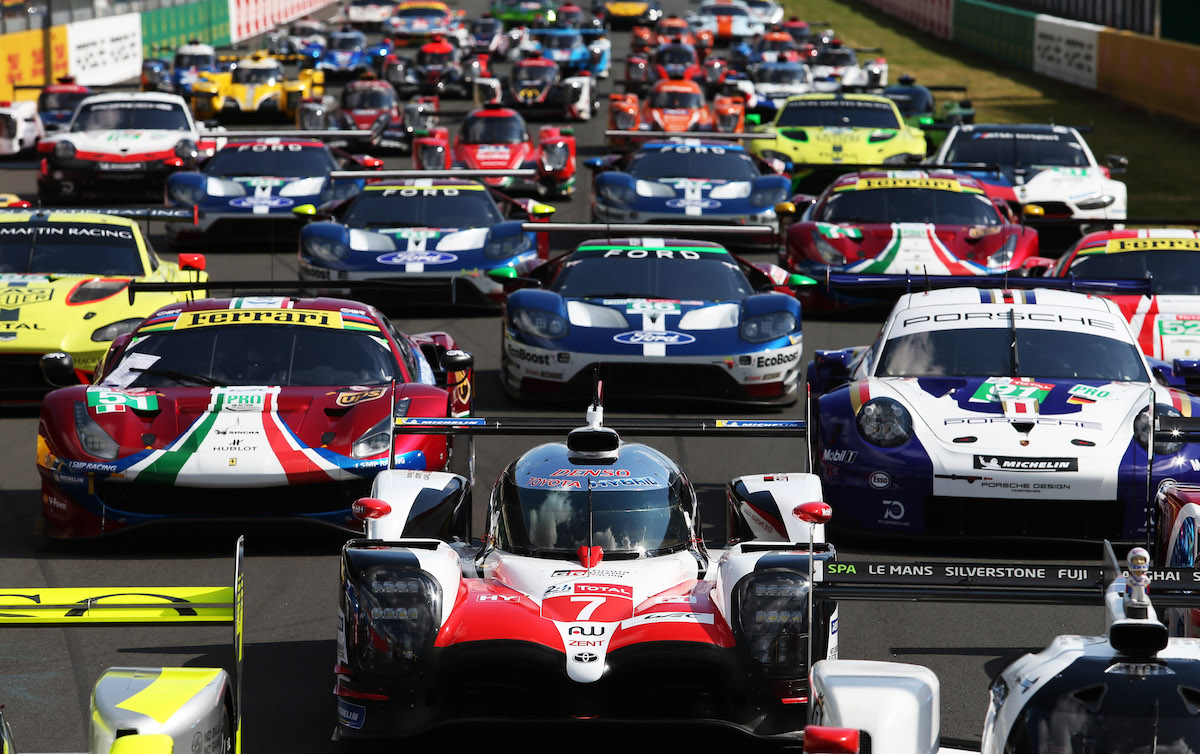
[191, 51, 324, 121]
[0, 208, 208, 401]
[748, 92, 927, 189]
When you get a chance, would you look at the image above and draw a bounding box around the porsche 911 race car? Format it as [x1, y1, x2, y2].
[473, 54, 598, 121]
[35, 92, 220, 203]
[807, 281, 1200, 542]
[164, 137, 380, 250]
[332, 404, 830, 741]
[296, 177, 554, 307]
[35, 294, 473, 538]
[0, 99, 43, 156]
[686, 0, 765, 44]
[607, 79, 745, 146]
[310, 29, 392, 77]
[500, 233, 808, 404]
[588, 139, 789, 246]
[141, 41, 221, 97]
[191, 52, 325, 121]
[732, 62, 820, 114]
[0, 208, 208, 401]
[808, 42, 887, 91]
[413, 104, 577, 197]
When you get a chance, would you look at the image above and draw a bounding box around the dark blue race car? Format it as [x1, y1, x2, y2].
[141, 42, 222, 97]
[588, 139, 789, 249]
[501, 236, 810, 405]
[311, 30, 393, 76]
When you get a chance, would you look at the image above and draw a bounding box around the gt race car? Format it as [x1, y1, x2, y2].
[731, 62, 820, 115]
[413, 104, 577, 197]
[296, 176, 554, 307]
[36, 92, 218, 203]
[333, 403, 832, 742]
[164, 136, 380, 251]
[881, 74, 973, 154]
[346, 0, 395, 29]
[141, 41, 221, 97]
[687, 0, 766, 45]
[0, 208, 207, 401]
[595, 0, 662, 29]
[807, 42, 888, 92]
[36, 294, 473, 538]
[588, 138, 789, 247]
[500, 232, 809, 405]
[807, 280, 1200, 542]
[473, 54, 598, 122]
[191, 52, 325, 122]
[491, 0, 558, 27]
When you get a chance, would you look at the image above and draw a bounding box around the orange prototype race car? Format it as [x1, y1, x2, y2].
[631, 14, 714, 56]
[607, 78, 744, 148]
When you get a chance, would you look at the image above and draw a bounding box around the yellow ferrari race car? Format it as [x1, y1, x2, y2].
[0, 208, 208, 401]
[191, 51, 324, 121]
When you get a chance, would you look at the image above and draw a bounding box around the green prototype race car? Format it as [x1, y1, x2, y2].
[881, 74, 974, 154]
[490, 0, 557, 28]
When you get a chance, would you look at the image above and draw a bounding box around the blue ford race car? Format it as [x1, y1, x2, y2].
[297, 178, 555, 307]
[588, 139, 789, 249]
[501, 236, 807, 405]
[165, 138, 377, 250]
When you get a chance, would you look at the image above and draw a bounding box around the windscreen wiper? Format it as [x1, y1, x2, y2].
[1009, 307, 1020, 377]
[131, 366, 222, 387]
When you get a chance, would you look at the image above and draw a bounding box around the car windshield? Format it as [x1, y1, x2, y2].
[396, 7, 446, 18]
[72, 100, 191, 132]
[0, 222, 144, 276]
[755, 65, 807, 84]
[38, 91, 88, 112]
[463, 114, 526, 143]
[944, 129, 1090, 168]
[232, 65, 284, 84]
[343, 88, 394, 109]
[876, 327, 1147, 381]
[514, 65, 557, 83]
[885, 87, 935, 117]
[112, 323, 397, 387]
[649, 90, 704, 108]
[471, 18, 503, 34]
[418, 50, 454, 65]
[496, 472, 692, 557]
[552, 251, 753, 300]
[1063, 249, 1200, 295]
[330, 35, 365, 50]
[655, 46, 696, 66]
[206, 144, 336, 177]
[629, 146, 759, 181]
[818, 187, 1000, 225]
[813, 48, 855, 66]
[541, 34, 580, 49]
[776, 98, 900, 129]
[701, 5, 748, 16]
[174, 53, 215, 69]
[342, 189, 504, 228]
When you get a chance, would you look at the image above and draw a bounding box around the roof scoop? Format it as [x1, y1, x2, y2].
[567, 378, 620, 461]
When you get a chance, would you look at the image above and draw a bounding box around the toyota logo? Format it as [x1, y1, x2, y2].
[573, 652, 599, 663]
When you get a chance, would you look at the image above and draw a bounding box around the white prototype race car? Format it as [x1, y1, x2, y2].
[808, 42, 888, 91]
[0, 99, 44, 156]
[686, 0, 766, 44]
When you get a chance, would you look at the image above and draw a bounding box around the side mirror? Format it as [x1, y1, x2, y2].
[441, 348, 474, 374]
[178, 253, 206, 272]
[789, 273, 817, 287]
[40, 351, 77, 387]
[530, 202, 556, 218]
[1023, 204, 1045, 217]
[775, 201, 797, 217]
[1106, 153, 1129, 172]
[745, 113, 761, 126]
[487, 267, 542, 291]
[293, 204, 318, 217]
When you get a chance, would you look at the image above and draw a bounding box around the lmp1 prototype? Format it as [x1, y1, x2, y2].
[35, 295, 473, 538]
[333, 402, 835, 742]
[807, 282, 1200, 542]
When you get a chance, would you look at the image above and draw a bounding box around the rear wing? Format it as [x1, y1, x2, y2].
[328, 168, 537, 179]
[604, 130, 778, 140]
[822, 271, 1154, 297]
[0, 207, 198, 223]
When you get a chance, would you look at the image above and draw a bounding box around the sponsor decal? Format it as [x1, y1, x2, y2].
[337, 699, 366, 730]
[526, 476, 659, 488]
[573, 652, 599, 663]
[974, 455, 1079, 472]
[507, 342, 551, 365]
[620, 611, 717, 628]
[332, 387, 387, 407]
[551, 469, 631, 477]
[175, 309, 343, 330]
[0, 288, 52, 308]
[601, 248, 702, 259]
[970, 377, 1054, 405]
[86, 388, 159, 414]
[946, 416, 1102, 430]
[901, 311, 1116, 331]
[477, 594, 521, 602]
[854, 177, 963, 192]
[1067, 384, 1116, 404]
[552, 569, 629, 577]
[228, 196, 295, 209]
[376, 251, 459, 266]
[625, 300, 680, 313]
[52, 471, 87, 485]
[882, 500, 906, 521]
[613, 330, 696, 346]
[822, 449, 857, 464]
[1105, 237, 1200, 253]
[755, 351, 797, 368]
[814, 223, 862, 240]
[868, 471, 891, 489]
[714, 419, 804, 428]
[209, 387, 272, 413]
[665, 198, 721, 209]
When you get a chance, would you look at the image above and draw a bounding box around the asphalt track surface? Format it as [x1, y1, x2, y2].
[0, 1, 1102, 751]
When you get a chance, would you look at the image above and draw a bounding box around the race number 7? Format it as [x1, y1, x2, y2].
[570, 596, 607, 621]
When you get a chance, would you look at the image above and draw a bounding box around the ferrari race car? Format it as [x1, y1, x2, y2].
[332, 403, 831, 741]
[164, 137, 380, 250]
[686, 0, 765, 45]
[414, 104, 577, 197]
[474, 54, 598, 122]
[607, 79, 745, 146]
[588, 139, 789, 245]
[630, 15, 715, 56]
[807, 42, 887, 91]
[36, 92, 219, 203]
[297, 75, 423, 152]
[387, 1, 468, 47]
[35, 293, 474, 538]
[595, 0, 663, 29]
[141, 40, 220, 97]
[0, 208, 207, 401]
[310, 29, 392, 77]
[520, 27, 612, 78]
[500, 234, 808, 404]
[0, 99, 43, 156]
[191, 52, 325, 121]
[296, 177, 554, 307]
[932, 123, 1129, 223]
[807, 281, 1200, 542]
[881, 74, 973, 154]
[383, 36, 487, 99]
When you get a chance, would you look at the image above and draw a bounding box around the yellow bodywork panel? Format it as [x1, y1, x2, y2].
[115, 669, 224, 726]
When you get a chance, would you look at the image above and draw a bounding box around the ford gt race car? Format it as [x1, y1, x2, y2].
[588, 139, 789, 247]
[35, 294, 474, 538]
[807, 282, 1200, 542]
[500, 234, 808, 404]
[0, 208, 207, 401]
[296, 177, 554, 307]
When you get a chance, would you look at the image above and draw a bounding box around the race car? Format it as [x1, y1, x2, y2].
[311, 28, 392, 77]
[332, 404, 831, 741]
[298, 75, 429, 152]
[588, 139, 789, 247]
[778, 171, 1038, 307]
[500, 235, 807, 404]
[384, 36, 486, 98]
[266, 15, 329, 56]
[733, 62, 820, 115]
[0, 208, 207, 402]
[29, 77, 93, 133]
[780, 16, 815, 44]
[35, 92, 219, 203]
[686, 0, 766, 45]
[881, 74, 973, 154]
[630, 15, 715, 56]
[594, 0, 662, 29]
[387, 0, 468, 47]
[345, 0, 396, 29]
[521, 27, 612, 78]
[623, 41, 731, 96]
[747, 93, 927, 188]
[191, 51, 325, 121]
[467, 15, 517, 57]
[35, 293, 474, 538]
[141, 40, 220, 97]
[806, 281, 1200, 542]
[474, 54, 598, 121]
[808, 41, 887, 91]
[742, 0, 783, 26]
[729, 29, 805, 71]
[0, 99, 43, 156]
[491, 0, 558, 28]
[931, 123, 1129, 225]
[608, 79, 745, 146]
[297, 178, 553, 307]
[413, 104, 577, 197]
[164, 138, 379, 251]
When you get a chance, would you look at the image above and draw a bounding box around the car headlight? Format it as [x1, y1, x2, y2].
[74, 402, 119, 460]
[512, 308, 569, 340]
[485, 232, 533, 260]
[986, 233, 1018, 272]
[811, 230, 846, 265]
[204, 177, 246, 198]
[856, 397, 913, 448]
[304, 235, 351, 264]
[599, 182, 638, 206]
[734, 571, 809, 678]
[881, 152, 912, 164]
[90, 317, 142, 343]
[613, 110, 637, 130]
[740, 311, 796, 343]
[749, 185, 789, 207]
[53, 141, 76, 160]
[418, 142, 446, 168]
[174, 139, 199, 162]
[350, 563, 441, 669]
[353, 415, 394, 459]
[70, 280, 130, 305]
[542, 142, 569, 172]
[1135, 403, 1183, 456]
[867, 129, 897, 144]
[1076, 194, 1116, 210]
[280, 177, 326, 197]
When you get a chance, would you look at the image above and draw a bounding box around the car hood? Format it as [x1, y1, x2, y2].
[355, 226, 490, 267]
[0, 275, 143, 364]
[1107, 294, 1200, 362]
[460, 142, 532, 170]
[806, 221, 999, 275]
[61, 129, 192, 156]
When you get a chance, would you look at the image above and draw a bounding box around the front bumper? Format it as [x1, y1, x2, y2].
[39, 158, 180, 200]
[166, 210, 306, 251]
[298, 263, 508, 308]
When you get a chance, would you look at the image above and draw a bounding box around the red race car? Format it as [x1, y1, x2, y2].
[607, 78, 744, 148]
[413, 103, 576, 197]
[624, 41, 730, 96]
[35, 294, 474, 538]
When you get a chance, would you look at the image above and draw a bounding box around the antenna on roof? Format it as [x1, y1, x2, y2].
[922, 265, 929, 294]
